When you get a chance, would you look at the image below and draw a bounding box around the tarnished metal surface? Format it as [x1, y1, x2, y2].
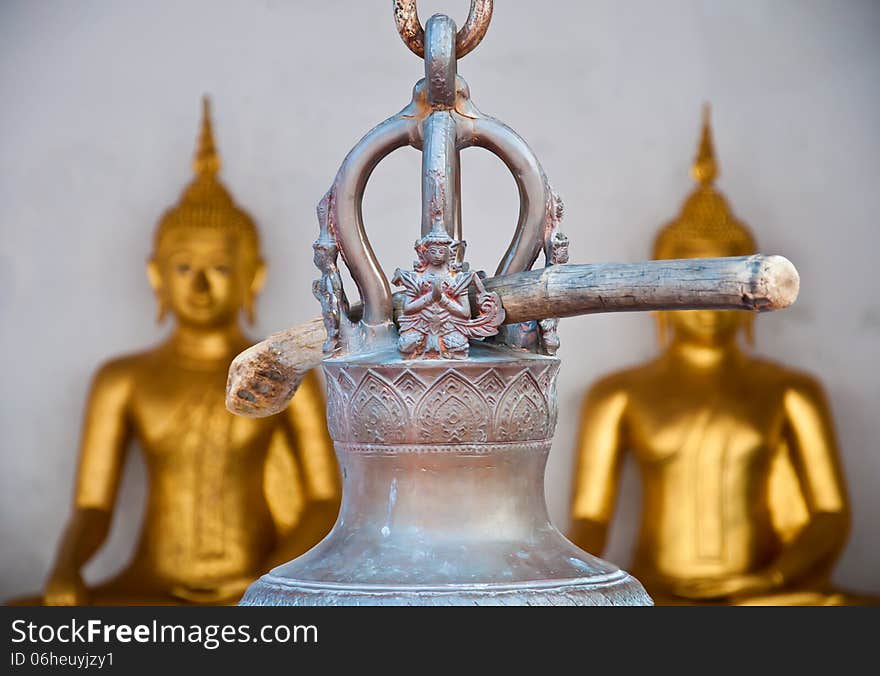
[392, 231, 504, 359]
[234, 3, 785, 608]
[324, 344, 556, 446]
[236, 5, 656, 586]
[393, 0, 493, 59]
[538, 190, 568, 354]
[242, 345, 650, 605]
[317, 7, 557, 345]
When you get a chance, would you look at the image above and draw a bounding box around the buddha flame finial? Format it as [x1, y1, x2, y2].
[154, 97, 260, 283]
[194, 95, 221, 178]
[653, 104, 756, 261]
[690, 103, 718, 186]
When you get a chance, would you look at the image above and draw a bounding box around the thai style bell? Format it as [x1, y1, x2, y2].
[230, 1, 798, 606]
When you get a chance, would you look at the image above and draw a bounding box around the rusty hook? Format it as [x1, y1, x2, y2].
[393, 0, 493, 59]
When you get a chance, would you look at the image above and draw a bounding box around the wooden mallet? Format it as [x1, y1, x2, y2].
[226, 254, 799, 418]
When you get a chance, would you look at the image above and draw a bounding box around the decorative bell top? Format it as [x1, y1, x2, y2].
[233, 1, 801, 609]
[311, 4, 564, 362]
[226, 1, 798, 423]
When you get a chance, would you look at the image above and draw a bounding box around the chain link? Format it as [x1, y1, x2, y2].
[393, 0, 493, 59]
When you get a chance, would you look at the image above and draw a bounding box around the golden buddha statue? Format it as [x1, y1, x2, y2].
[33, 98, 340, 605]
[569, 107, 869, 605]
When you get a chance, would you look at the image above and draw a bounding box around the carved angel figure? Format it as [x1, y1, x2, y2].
[392, 223, 504, 359]
[539, 189, 569, 355]
[312, 189, 349, 354]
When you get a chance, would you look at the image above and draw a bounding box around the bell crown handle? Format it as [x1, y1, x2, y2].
[312, 7, 559, 356]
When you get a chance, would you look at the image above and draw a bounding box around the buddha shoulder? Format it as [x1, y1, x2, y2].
[742, 355, 828, 399]
[581, 363, 653, 408]
[777, 365, 831, 415]
[87, 349, 162, 395]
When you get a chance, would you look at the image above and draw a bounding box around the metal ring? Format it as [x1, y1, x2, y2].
[393, 0, 493, 59]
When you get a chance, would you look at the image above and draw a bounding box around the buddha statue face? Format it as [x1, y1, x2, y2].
[146, 98, 265, 329]
[661, 241, 751, 348]
[148, 228, 264, 329]
[668, 309, 743, 347]
[653, 106, 756, 349]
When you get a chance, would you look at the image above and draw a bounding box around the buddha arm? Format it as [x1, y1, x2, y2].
[44, 361, 132, 605]
[568, 379, 628, 555]
[266, 369, 341, 568]
[683, 377, 851, 601]
[769, 379, 850, 586]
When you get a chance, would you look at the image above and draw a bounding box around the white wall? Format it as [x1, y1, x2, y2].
[2, 0, 878, 598]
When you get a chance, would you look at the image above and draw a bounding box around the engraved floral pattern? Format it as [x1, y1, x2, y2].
[393, 370, 428, 408]
[324, 360, 559, 445]
[476, 369, 506, 407]
[337, 370, 357, 397]
[416, 371, 488, 443]
[348, 373, 408, 444]
[324, 374, 348, 441]
[495, 371, 551, 441]
[536, 365, 554, 393]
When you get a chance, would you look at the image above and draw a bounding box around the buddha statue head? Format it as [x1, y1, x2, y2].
[147, 97, 266, 330]
[653, 105, 758, 348]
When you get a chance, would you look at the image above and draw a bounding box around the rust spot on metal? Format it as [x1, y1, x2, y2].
[393, 0, 494, 59]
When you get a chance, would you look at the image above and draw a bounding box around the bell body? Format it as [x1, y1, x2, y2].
[241, 343, 651, 605]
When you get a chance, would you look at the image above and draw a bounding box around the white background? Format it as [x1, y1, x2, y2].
[2, 0, 878, 598]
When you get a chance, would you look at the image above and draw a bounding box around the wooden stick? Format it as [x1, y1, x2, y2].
[480, 255, 800, 320]
[225, 317, 326, 418]
[227, 254, 798, 417]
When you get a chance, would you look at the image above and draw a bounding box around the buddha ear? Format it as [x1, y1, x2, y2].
[244, 258, 267, 325]
[250, 258, 267, 296]
[146, 257, 161, 291]
[146, 258, 168, 324]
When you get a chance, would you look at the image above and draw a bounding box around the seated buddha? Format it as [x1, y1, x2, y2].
[26, 99, 340, 605]
[568, 107, 872, 605]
